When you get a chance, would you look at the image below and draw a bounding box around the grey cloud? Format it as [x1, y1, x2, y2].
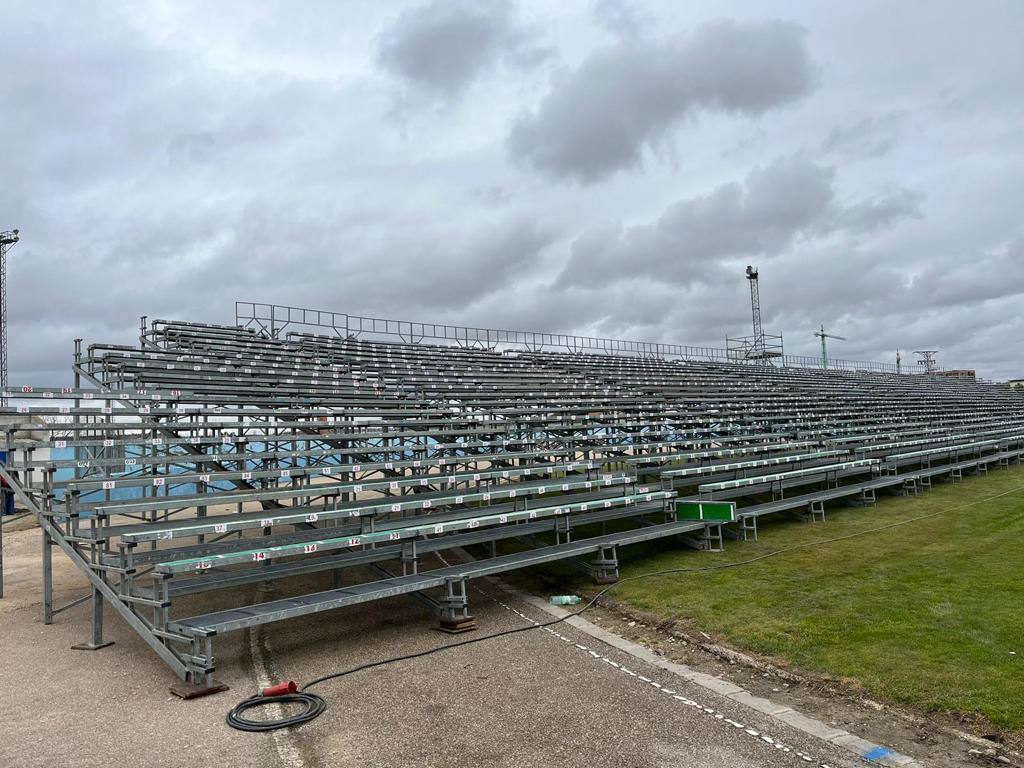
[592, 0, 648, 41]
[509, 20, 816, 183]
[377, 0, 547, 99]
[555, 155, 835, 288]
[5, 2, 1024, 385]
[822, 112, 907, 160]
[823, 187, 925, 236]
[909, 236, 1024, 308]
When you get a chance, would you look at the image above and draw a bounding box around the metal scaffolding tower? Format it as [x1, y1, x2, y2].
[813, 325, 846, 369]
[726, 266, 783, 364]
[0, 229, 19, 406]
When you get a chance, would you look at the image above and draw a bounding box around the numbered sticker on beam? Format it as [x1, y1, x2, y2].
[675, 500, 737, 523]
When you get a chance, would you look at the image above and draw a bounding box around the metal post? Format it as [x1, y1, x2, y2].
[71, 587, 114, 650]
[42, 528, 53, 623]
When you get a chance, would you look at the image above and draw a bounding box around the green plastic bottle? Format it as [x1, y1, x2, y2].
[549, 595, 582, 605]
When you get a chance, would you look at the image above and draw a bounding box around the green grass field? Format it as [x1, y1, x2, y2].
[543, 466, 1024, 734]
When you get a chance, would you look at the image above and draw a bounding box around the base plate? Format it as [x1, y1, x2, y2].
[169, 680, 230, 700]
[71, 641, 115, 651]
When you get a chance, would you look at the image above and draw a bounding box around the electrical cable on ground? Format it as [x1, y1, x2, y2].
[226, 485, 1024, 732]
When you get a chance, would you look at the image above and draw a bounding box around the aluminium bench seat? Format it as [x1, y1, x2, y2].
[660, 449, 850, 481]
[153, 489, 677, 574]
[697, 459, 880, 494]
[159, 501, 673, 598]
[166, 518, 702, 637]
[80, 472, 640, 542]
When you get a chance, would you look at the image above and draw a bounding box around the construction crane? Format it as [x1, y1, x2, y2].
[813, 324, 846, 369]
[914, 350, 939, 374]
[0, 229, 19, 407]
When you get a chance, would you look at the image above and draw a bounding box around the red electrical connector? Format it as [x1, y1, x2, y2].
[261, 681, 297, 697]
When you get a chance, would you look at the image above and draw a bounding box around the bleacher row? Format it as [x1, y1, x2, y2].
[2, 317, 1023, 690]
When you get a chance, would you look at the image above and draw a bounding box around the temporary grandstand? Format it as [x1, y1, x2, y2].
[1, 301, 1022, 694]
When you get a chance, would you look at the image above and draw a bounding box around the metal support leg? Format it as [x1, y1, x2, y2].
[42, 528, 53, 624]
[741, 514, 758, 541]
[170, 635, 229, 699]
[401, 540, 419, 576]
[590, 545, 619, 583]
[804, 500, 826, 522]
[71, 587, 114, 651]
[437, 577, 476, 634]
[702, 524, 724, 552]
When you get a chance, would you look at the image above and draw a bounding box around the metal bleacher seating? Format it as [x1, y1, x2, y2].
[2, 309, 1023, 691]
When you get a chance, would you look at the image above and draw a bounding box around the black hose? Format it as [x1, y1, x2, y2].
[226, 691, 327, 732]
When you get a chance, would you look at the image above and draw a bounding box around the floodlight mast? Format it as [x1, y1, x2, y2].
[746, 266, 764, 358]
[0, 228, 20, 407]
[813, 324, 847, 369]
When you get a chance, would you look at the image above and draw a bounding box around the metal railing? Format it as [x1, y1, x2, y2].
[234, 301, 906, 375]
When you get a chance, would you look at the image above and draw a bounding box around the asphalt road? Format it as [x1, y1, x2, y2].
[1, 522, 867, 768]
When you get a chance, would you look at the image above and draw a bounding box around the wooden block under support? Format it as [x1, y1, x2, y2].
[169, 679, 230, 700]
[436, 615, 478, 634]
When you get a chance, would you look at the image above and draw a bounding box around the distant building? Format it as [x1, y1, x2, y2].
[935, 369, 976, 380]
[1008, 379, 1024, 389]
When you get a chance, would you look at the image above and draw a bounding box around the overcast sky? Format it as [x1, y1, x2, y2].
[3, 0, 1024, 383]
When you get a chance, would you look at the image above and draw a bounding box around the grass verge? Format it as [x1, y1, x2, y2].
[521, 466, 1024, 735]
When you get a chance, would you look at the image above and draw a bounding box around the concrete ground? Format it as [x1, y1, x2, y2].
[1, 520, 879, 768]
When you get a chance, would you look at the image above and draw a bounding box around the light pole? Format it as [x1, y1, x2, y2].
[0, 228, 20, 407]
